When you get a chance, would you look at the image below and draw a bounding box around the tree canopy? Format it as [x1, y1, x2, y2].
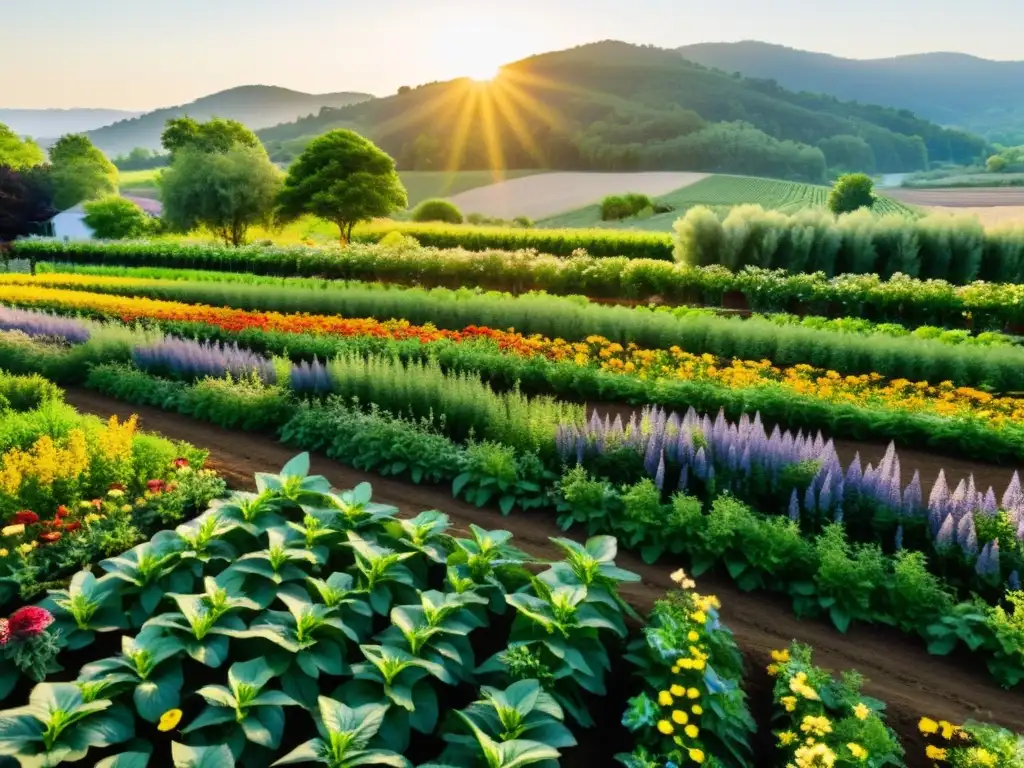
[828, 173, 876, 215]
[83, 197, 151, 239]
[48, 134, 118, 210]
[160, 145, 281, 246]
[161, 117, 264, 157]
[277, 130, 407, 243]
[0, 166, 56, 242]
[0, 124, 46, 171]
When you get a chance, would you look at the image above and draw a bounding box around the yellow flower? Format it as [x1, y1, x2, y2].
[779, 731, 798, 746]
[852, 703, 870, 721]
[658, 690, 673, 707]
[671, 710, 688, 725]
[671, 666, 680, 674]
[767, 663, 780, 677]
[691, 705, 703, 716]
[687, 631, 699, 642]
[793, 742, 836, 767]
[686, 688, 700, 699]
[771, 649, 790, 663]
[781, 696, 798, 712]
[107, 489, 124, 498]
[684, 724, 698, 738]
[919, 717, 939, 735]
[120, 504, 133, 513]
[690, 611, 706, 624]
[800, 715, 832, 737]
[17, 542, 34, 555]
[670, 685, 685, 697]
[656, 719, 674, 735]
[688, 749, 704, 763]
[158, 708, 183, 732]
[847, 742, 868, 760]
[0, 548, 7, 557]
[973, 748, 998, 767]
[939, 720, 959, 740]
[1, 524, 25, 537]
[925, 745, 947, 760]
[84, 513, 102, 524]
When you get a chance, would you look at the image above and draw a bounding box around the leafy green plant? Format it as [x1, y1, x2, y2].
[272, 698, 409, 767]
[100, 537, 194, 625]
[44, 570, 127, 650]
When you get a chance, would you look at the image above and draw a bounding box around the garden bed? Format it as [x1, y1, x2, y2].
[61, 386, 1024, 764]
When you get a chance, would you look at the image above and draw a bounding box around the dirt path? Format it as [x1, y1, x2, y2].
[64, 388, 1024, 763]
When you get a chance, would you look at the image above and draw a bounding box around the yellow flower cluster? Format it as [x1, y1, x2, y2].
[98, 415, 138, 463]
[0, 429, 89, 496]
[919, 716, 998, 766]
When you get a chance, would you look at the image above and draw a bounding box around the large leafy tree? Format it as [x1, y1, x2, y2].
[161, 117, 263, 157]
[48, 134, 118, 210]
[0, 124, 46, 171]
[0, 166, 56, 241]
[277, 129, 407, 244]
[160, 145, 281, 246]
[83, 197, 151, 239]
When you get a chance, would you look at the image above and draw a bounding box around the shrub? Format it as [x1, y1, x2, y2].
[82, 197, 151, 240]
[411, 198, 464, 224]
[827, 173, 875, 214]
[601, 193, 654, 221]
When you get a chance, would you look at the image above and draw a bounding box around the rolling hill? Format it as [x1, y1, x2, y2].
[86, 85, 375, 157]
[258, 41, 987, 181]
[677, 41, 1024, 143]
[0, 109, 142, 139]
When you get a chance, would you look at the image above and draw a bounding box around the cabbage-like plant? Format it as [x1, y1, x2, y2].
[303, 572, 374, 640]
[101, 535, 195, 624]
[228, 527, 320, 607]
[272, 698, 409, 767]
[317, 483, 396, 532]
[376, 591, 487, 684]
[212, 491, 287, 537]
[448, 526, 531, 611]
[79, 625, 183, 723]
[347, 533, 419, 615]
[0, 682, 133, 766]
[383, 510, 452, 564]
[256, 453, 332, 506]
[287, 510, 341, 556]
[175, 513, 240, 565]
[437, 680, 575, 767]
[43, 570, 127, 650]
[540, 536, 642, 628]
[145, 575, 260, 667]
[337, 644, 449, 752]
[183, 657, 298, 757]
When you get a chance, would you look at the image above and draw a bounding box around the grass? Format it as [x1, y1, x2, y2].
[113, 168, 544, 208]
[538, 174, 916, 231]
[903, 172, 1024, 189]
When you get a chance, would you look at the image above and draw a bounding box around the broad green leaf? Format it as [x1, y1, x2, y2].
[271, 738, 324, 766]
[171, 741, 236, 768]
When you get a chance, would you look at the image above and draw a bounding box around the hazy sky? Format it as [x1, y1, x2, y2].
[5, 0, 1021, 109]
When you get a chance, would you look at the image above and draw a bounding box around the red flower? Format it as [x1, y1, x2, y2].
[0, 619, 9, 647]
[63, 522, 82, 533]
[55, 506, 70, 519]
[13, 511, 39, 525]
[91, 499, 103, 509]
[8, 606, 54, 637]
[172, 458, 190, 468]
[38, 531, 62, 544]
[108, 482, 126, 492]
[147, 479, 166, 493]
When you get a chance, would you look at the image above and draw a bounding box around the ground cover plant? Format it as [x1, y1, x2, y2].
[6, 270, 1024, 393]
[15, 238, 1024, 331]
[0, 453, 643, 767]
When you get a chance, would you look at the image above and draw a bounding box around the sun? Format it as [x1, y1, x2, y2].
[467, 63, 502, 83]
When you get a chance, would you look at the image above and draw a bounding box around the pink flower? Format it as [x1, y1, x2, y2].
[8, 606, 54, 637]
[173, 458, 190, 468]
[147, 479, 166, 493]
[13, 511, 39, 525]
[0, 619, 9, 647]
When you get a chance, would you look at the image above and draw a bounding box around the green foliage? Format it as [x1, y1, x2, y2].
[410, 198, 464, 224]
[83, 198, 152, 240]
[160, 146, 282, 246]
[160, 117, 263, 158]
[601, 193, 654, 221]
[0, 165, 56, 241]
[827, 173, 876, 215]
[277, 130, 408, 244]
[0, 124, 46, 171]
[49, 134, 118, 211]
[817, 135, 876, 175]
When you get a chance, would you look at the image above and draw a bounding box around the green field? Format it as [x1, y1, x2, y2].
[539, 174, 916, 231]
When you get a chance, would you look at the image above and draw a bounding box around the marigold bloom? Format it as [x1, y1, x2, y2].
[13, 511, 39, 525]
[846, 743, 867, 760]
[691, 705, 703, 716]
[781, 696, 798, 712]
[852, 703, 870, 721]
[656, 719, 673, 735]
[38, 531, 61, 544]
[1, 524, 25, 537]
[919, 717, 939, 735]
[670, 684, 685, 697]
[54, 506, 69, 519]
[671, 709, 688, 725]
[925, 745, 947, 760]
[684, 724, 699, 738]
[158, 708, 183, 732]
[686, 688, 700, 699]
[688, 749, 704, 763]
[778, 731, 797, 746]
[771, 649, 790, 663]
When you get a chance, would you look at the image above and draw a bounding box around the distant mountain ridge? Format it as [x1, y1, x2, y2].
[676, 41, 1024, 142]
[0, 109, 142, 139]
[85, 85, 375, 156]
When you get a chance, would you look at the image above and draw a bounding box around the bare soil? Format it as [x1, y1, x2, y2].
[63, 388, 1024, 766]
[446, 172, 709, 220]
[886, 187, 1024, 207]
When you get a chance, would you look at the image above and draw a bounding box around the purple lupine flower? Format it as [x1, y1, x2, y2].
[788, 490, 800, 522]
[692, 447, 707, 481]
[976, 540, 1000, 578]
[957, 513, 978, 558]
[935, 515, 955, 550]
[903, 471, 922, 516]
[0, 306, 91, 344]
[819, 472, 833, 513]
[982, 488, 998, 517]
[804, 484, 816, 515]
[290, 357, 332, 393]
[678, 465, 689, 493]
[1010, 571, 1021, 591]
[132, 337, 276, 384]
[929, 470, 949, 514]
[654, 453, 666, 492]
[1003, 472, 1022, 510]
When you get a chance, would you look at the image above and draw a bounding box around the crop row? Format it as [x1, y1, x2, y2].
[6, 271, 1024, 394]
[14, 239, 1024, 330]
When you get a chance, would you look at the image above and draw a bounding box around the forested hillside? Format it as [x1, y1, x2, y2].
[259, 41, 988, 181]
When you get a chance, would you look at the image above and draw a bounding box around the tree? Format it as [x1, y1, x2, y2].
[0, 166, 56, 242]
[277, 130, 407, 244]
[987, 154, 1008, 173]
[48, 134, 118, 210]
[83, 197, 151, 239]
[0, 124, 46, 171]
[411, 198, 463, 224]
[827, 173, 875, 215]
[160, 145, 281, 246]
[817, 135, 876, 174]
[161, 117, 263, 157]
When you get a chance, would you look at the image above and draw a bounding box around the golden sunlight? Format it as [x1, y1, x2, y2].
[467, 64, 501, 83]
